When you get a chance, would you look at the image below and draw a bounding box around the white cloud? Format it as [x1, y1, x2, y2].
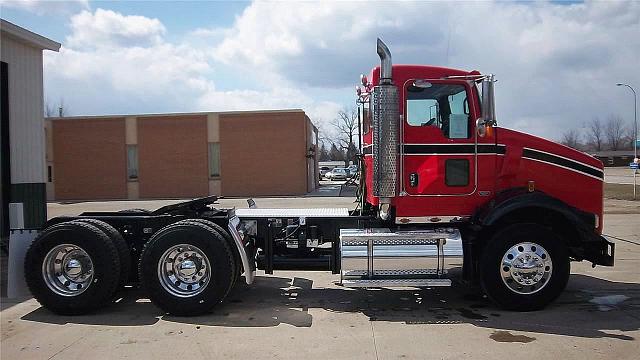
[44, 8, 213, 116]
[212, 0, 640, 140]
[0, 0, 88, 15]
[43, 7, 342, 130]
[43, 1, 640, 142]
[66, 9, 166, 48]
[195, 86, 343, 131]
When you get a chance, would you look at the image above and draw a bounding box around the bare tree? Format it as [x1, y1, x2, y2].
[622, 125, 637, 150]
[605, 114, 626, 151]
[44, 100, 54, 117]
[586, 117, 604, 151]
[57, 97, 67, 117]
[329, 143, 345, 161]
[561, 129, 581, 149]
[330, 108, 359, 165]
[44, 98, 69, 117]
[318, 143, 330, 161]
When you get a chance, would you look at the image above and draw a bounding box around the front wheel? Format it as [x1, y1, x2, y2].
[480, 223, 570, 311]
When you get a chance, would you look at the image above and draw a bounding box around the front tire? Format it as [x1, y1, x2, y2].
[139, 220, 235, 316]
[480, 223, 570, 311]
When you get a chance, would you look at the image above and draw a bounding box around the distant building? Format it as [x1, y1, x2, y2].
[45, 110, 318, 200]
[591, 150, 636, 167]
[318, 161, 352, 169]
[1, 19, 60, 239]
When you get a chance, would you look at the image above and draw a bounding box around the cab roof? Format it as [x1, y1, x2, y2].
[371, 65, 478, 85]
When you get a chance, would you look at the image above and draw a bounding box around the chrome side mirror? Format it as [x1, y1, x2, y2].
[478, 74, 496, 137]
[476, 118, 487, 137]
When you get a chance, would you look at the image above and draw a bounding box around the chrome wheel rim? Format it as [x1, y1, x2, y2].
[500, 242, 552, 295]
[157, 244, 211, 298]
[42, 244, 94, 296]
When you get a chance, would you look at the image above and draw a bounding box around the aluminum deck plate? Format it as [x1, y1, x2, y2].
[235, 208, 350, 218]
[341, 278, 452, 288]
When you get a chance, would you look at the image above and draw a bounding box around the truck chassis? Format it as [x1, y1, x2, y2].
[24, 194, 613, 316]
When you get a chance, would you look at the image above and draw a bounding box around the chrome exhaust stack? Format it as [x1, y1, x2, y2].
[377, 38, 393, 84]
[371, 38, 399, 203]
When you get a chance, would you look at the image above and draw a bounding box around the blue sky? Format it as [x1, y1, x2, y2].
[1, 0, 639, 141]
[2, 1, 249, 42]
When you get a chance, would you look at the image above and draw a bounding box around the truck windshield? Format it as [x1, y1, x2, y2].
[406, 83, 470, 139]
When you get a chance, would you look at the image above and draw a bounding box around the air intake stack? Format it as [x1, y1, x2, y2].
[371, 38, 399, 203]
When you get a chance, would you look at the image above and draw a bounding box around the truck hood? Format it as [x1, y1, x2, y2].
[497, 127, 603, 170]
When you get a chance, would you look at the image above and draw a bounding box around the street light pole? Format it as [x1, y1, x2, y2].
[616, 83, 637, 200]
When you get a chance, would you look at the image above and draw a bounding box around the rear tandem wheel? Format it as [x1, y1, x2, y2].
[138, 220, 236, 316]
[24, 221, 122, 315]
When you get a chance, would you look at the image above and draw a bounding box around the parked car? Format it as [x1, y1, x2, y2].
[319, 166, 331, 180]
[327, 167, 348, 180]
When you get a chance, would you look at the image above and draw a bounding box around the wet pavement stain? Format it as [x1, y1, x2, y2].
[490, 331, 536, 343]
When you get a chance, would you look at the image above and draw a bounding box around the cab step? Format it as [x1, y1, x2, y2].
[341, 278, 451, 288]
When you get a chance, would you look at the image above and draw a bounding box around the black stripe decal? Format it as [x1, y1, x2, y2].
[522, 149, 603, 179]
[404, 144, 506, 155]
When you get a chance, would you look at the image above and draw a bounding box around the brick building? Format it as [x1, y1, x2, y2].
[45, 110, 318, 201]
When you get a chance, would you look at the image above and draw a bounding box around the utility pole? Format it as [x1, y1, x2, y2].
[616, 83, 637, 200]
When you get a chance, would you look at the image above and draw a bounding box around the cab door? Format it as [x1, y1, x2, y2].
[401, 80, 485, 196]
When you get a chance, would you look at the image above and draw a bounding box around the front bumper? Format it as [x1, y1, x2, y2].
[583, 234, 615, 266]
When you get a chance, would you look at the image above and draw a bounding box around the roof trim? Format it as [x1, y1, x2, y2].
[46, 109, 306, 120]
[0, 19, 60, 51]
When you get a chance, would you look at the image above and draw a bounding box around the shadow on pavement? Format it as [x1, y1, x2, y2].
[21, 274, 639, 340]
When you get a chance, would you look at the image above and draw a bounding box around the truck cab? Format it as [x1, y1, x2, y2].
[359, 41, 604, 229]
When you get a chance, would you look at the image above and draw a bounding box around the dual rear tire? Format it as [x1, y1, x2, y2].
[26, 218, 238, 316]
[24, 221, 125, 315]
[138, 219, 236, 316]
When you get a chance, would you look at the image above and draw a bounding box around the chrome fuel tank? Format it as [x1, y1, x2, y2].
[340, 228, 463, 284]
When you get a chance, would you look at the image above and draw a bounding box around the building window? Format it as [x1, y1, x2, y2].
[127, 145, 138, 180]
[208, 142, 220, 177]
[47, 166, 52, 182]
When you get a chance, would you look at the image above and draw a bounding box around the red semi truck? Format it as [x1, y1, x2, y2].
[24, 39, 613, 316]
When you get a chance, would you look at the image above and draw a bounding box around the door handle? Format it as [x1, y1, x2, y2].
[409, 173, 418, 187]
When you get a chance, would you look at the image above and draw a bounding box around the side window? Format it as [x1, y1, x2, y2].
[406, 83, 470, 139]
[208, 142, 220, 177]
[127, 145, 138, 180]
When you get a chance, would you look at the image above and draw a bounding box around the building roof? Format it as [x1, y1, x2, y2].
[0, 19, 60, 51]
[45, 109, 307, 120]
[591, 150, 636, 157]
